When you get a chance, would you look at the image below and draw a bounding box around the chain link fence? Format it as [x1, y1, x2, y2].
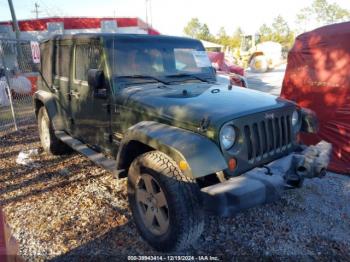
[0, 38, 40, 136]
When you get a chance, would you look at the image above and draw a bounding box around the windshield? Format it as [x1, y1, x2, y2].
[105, 36, 216, 85]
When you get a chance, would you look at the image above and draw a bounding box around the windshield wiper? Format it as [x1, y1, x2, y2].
[116, 75, 169, 85]
[165, 73, 213, 83]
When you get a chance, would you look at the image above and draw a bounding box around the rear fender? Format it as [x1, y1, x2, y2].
[117, 121, 228, 179]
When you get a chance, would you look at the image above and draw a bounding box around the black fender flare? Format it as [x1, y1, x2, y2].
[33, 90, 64, 130]
[117, 121, 228, 179]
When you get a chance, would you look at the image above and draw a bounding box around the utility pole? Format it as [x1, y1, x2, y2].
[32, 2, 41, 19]
[145, 0, 152, 29]
[149, 0, 152, 27]
[7, 0, 20, 39]
[145, 0, 149, 29]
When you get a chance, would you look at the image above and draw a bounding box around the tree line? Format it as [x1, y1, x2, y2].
[183, 0, 350, 50]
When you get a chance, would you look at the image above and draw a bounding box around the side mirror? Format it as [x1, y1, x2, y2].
[88, 69, 104, 88]
[88, 69, 107, 98]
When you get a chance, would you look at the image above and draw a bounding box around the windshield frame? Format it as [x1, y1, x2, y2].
[104, 35, 216, 89]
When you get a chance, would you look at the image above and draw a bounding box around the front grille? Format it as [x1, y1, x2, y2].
[243, 114, 292, 163]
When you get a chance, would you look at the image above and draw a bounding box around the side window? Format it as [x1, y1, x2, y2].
[75, 44, 102, 81]
[41, 42, 52, 85]
[55, 44, 70, 78]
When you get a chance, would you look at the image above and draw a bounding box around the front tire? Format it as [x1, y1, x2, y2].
[37, 106, 71, 155]
[128, 151, 204, 252]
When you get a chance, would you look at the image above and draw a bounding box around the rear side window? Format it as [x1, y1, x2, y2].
[40, 42, 52, 85]
[55, 44, 71, 78]
[75, 43, 102, 81]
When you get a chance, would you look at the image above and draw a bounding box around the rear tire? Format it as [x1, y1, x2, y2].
[128, 151, 205, 252]
[250, 55, 268, 73]
[37, 106, 71, 155]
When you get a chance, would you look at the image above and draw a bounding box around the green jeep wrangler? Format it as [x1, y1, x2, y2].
[34, 34, 331, 251]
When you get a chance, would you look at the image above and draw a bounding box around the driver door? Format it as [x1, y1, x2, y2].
[70, 40, 111, 151]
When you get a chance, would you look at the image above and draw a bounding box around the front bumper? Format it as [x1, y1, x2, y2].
[201, 141, 332, 216]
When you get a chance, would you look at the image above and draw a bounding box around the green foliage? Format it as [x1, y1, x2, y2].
[183, 15, 295, 51]
[258, 16, 295, 49]
[183, 18, 243, 49]
[197, 24, 214, 41]
[259, 24, 272, 42]
[184, 1, 350, 51]
[183, 18, 214, 41]
[183, 18, 202, 38]
[230, 27, 243, 48]
[296, 0, 350, 32]
[216, 27, 230, 47]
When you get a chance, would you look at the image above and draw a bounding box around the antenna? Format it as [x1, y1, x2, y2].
[31, 2, 41, 19]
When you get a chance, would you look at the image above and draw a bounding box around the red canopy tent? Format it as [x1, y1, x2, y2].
[281, 22, 350, 174]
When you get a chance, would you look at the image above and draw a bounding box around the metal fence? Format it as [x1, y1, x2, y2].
[0, 38, 40, 136]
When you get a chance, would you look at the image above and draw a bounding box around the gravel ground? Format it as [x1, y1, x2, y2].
[0, 122, 350, 261]
[245, 64, 286, 96]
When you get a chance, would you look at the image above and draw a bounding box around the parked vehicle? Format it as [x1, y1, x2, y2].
[8, 68, 32, 98]
[208, 51, 248, 87]
[215, 71, 248, 88]
[282, 21, 350, 174]
[208, 51, 244, 76]
[34, 33, 331, 251]
[240, 34, 282, 73]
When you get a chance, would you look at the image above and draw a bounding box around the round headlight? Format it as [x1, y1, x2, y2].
[220, 125, 236, 150]
[292, 110, 299, 126]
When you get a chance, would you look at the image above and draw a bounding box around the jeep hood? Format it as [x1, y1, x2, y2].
[119, 82, 295, 130]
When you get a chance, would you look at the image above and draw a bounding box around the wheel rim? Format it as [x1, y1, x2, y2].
[135, 173, 169, 236]
[40, 115, 50, 148]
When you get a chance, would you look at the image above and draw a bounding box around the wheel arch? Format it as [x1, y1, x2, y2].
[116, 121, 228, 179]
[33, 90, 64, 130]
[34, 98, 44, 117]
[117, 140, 155, 177]
[248, 51, 264, 64]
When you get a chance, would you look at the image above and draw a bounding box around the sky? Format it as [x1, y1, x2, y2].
[0, 0, 349, 36]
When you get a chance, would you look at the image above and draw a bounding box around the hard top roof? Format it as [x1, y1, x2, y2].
[41, 33, 198, 44]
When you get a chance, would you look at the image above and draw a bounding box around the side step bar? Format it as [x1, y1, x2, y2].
[55, 131, 123, 177]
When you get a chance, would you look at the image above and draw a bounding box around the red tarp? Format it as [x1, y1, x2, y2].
[281, 22, 350, 174]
